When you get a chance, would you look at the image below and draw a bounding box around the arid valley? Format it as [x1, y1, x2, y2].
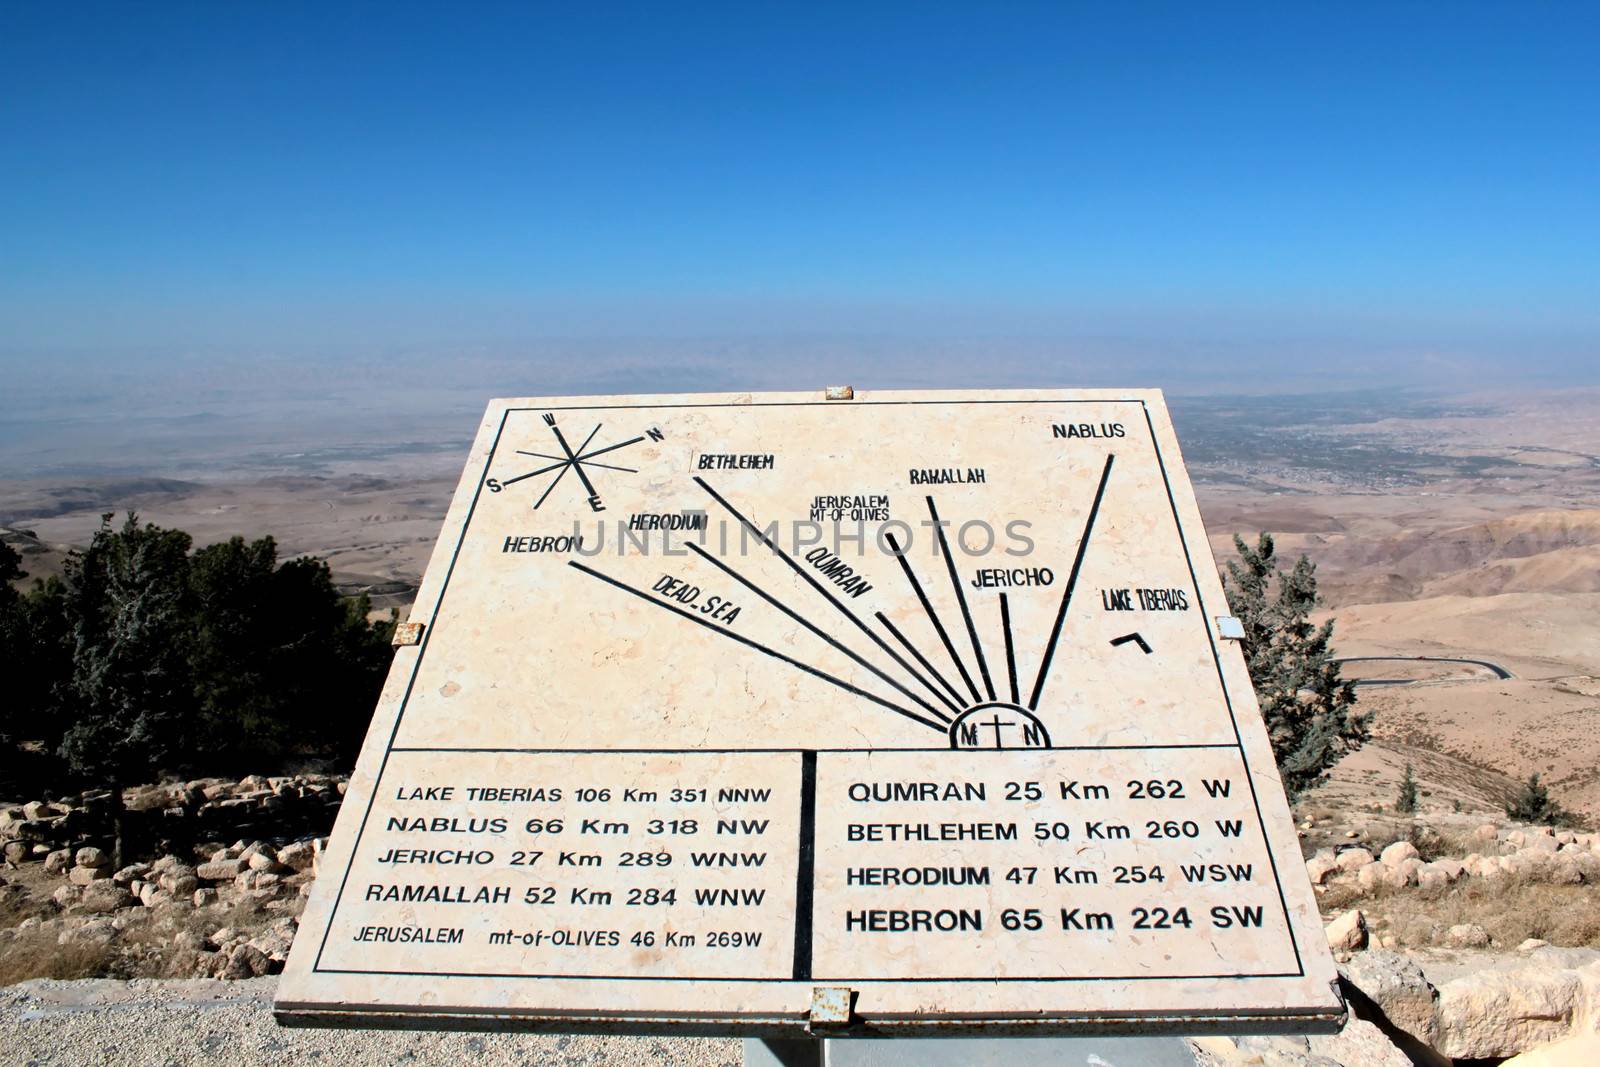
[6, 386, 1600, 1065]
[8, 386, 1599, 819]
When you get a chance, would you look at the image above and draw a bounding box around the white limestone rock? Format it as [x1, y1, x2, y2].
[1436, 966, 1582, 1060]
[1326, 909, 1368, 952]
[1339, 950, 1440, 1047]
[1379, 841, 1420, 866]
[1337, 848, 1376, 872]
[1446, 923, 1491, 948]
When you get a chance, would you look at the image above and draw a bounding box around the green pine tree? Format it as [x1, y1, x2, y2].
[0, 539, 26, 754]
[1396, 762, 1418, 814]
[1506, 772, 1568, 826]
[0, 539, 73, 795]
[185, 533, 395, 766]
[57, 513, 197, 866]
[1223, 533, 1369, 800]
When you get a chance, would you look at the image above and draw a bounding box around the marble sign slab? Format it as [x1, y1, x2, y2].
[275, 389, 1343, 1036]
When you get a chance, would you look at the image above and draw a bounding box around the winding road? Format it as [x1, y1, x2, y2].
[1335, 655, 1515, 687]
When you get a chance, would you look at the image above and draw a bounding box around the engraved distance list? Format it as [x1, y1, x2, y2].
[321, 746, 1296, 983]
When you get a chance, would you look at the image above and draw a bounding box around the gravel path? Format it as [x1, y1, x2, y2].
[0, 977, 741, 1067]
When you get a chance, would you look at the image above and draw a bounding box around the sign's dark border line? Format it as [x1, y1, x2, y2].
[312, 396, 1305, 990]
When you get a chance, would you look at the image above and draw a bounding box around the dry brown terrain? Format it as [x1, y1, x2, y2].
[1191, 389, 1600, 819]
[0, 476, 451, 610]
[5, 386, 1599, 817]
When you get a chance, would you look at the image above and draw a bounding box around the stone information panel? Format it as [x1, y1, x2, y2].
[276, 389, 1342, 1035]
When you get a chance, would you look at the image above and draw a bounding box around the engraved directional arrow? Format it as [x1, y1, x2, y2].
[1110, 632, 1153, 654]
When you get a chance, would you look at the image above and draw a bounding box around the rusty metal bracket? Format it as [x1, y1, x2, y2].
[824, 385, 854, 401]
[809, 986, 853, 1029]
[392, 622, 425, 647]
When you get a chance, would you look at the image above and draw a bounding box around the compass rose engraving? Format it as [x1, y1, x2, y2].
[488, 413, 663, 512]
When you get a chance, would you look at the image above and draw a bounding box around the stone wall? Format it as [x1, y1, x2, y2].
[1, 774, 345, 869]
[1307, 824, 1600, 898]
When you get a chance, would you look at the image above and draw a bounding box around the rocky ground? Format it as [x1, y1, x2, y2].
[1195, 944, 1600, 1066]
[6, 781, 1600, 1065]
[1304, 816, 1600, 953]
[0, 775, 340, 985]
[1197, 810, 1600, 1065]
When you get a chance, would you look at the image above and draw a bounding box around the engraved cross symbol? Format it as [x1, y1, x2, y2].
[981, 714, 1013, 749]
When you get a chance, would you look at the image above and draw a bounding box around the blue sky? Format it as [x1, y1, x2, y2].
[2, 3, 1596, 391]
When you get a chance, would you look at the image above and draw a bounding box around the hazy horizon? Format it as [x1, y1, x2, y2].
[3, 5, 1597, 478]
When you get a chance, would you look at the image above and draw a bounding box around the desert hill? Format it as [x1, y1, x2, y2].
[1305, 737, 1523, 817]
[1345, 677, 1600, 815]
[1315, 588, 1600, 819]
[1422, 542, 1600, 598]
[1, 525, 71, 585]
[1317, 508, 1600, 594]
[1326, 592, 1600, 679]
[1, 476, 449, 598]
[1210, 508, 1600, 608]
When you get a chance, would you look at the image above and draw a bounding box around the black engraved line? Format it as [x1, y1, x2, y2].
[1110, 632, 1152, 654]
[575, 434, 645, 461]
[1141, 403, 1303, 976]
[311, 965, 1306, 984]
[875, 611, 967, 709]
[499, 459, 568, 488]
[568, 561, 946, 733]
[516, 450, 637, 473]
[694, 477, 960, 717]
[882, 531, 981, 703]
[927, 496, 995, 701]
[388, 742, 1242, 753]
[791, 751, 817, 982]
[1000, 592, 1020, 704]
[688, 544, 955, 722]
[313, 406, 511, 971]
[551, 422, 600, 497]
[1029, 452, 1116, 711]
[570, 422, 604, 456]
[530, 424, 604, 507]
[531, 463, 573, 508]
[512, 398, 1147, 413]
